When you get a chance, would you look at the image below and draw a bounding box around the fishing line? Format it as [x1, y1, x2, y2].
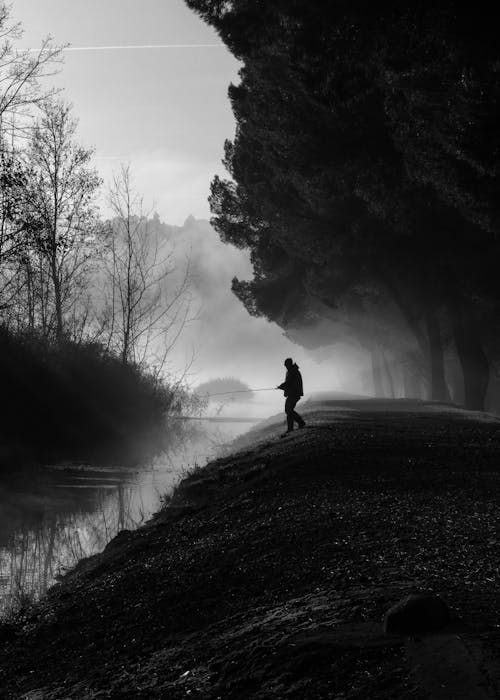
[204, 388, 277, 398]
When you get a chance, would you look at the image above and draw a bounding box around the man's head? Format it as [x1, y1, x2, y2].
[284, 357, 293, 369]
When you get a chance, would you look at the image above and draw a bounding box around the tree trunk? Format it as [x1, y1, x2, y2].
[371, 347, 385, 397]
[25, 261, 35, 332]
[51, 257, 64, 340]
[448, 297, 489, 411]
[446, 353, 464, 405]
[486, 378, 500, 414]
[403, 368, 419, 399]
[425, 308, 448, 402]
[381, 274, 428, 356]
[381, 349, 395, 398]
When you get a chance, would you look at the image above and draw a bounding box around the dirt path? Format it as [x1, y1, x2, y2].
[1, 399, 500, 699]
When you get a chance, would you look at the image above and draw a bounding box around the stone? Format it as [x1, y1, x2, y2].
[384, 593, 451, 634]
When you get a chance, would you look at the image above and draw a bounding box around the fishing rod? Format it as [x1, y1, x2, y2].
[204, 388, 278, 398]
[172, 387, 279, 421]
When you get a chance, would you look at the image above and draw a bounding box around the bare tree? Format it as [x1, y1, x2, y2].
[0, 4, 63, 321]
[100, 165, 193, 371]
[0, 2, 63, 139]
[21, 100, 101, 339]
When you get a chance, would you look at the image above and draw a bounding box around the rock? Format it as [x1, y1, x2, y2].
[384, 593, 451, 634]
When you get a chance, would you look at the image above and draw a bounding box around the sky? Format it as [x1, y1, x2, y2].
[13, 0, 239, 224]
[9, 0, 369, 396]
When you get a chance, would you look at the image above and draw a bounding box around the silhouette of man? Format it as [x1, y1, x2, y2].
[277, 357, 306, 437]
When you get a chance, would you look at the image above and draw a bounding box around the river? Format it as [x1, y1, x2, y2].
[0, 408, 267, 617]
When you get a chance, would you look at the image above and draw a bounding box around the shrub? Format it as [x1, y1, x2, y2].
[0, 326, 186, 466]
[194, 377, 254, 401]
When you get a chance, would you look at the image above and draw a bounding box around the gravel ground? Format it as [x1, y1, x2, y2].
[1, 399, 500, 699]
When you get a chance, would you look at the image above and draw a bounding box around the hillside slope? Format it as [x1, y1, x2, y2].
[1, 400, 500, 699]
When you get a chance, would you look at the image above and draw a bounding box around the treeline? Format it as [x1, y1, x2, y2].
[0, 6, 192, 462]
[186, 1, 500, 412]
[195, 377, 254, 401]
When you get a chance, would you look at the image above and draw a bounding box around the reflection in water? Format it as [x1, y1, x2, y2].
[0, 416, 256, 616]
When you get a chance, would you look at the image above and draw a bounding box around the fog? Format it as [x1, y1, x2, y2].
[162, 216, 371, 398]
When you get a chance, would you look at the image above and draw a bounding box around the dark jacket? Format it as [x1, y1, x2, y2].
[279, 363, 303, 398]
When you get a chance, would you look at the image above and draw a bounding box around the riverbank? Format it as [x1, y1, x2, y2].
[2, 399, 500, 698]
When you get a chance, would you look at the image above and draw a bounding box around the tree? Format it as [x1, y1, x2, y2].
[377, 6, 500, 410]
[186, 0, 500, 410]
[100, 166, 193, 371]
[0, 2, 62, 138]
[0, 147, 29, 317]
[216, 54, 452, 401]
[195, 377, 254, 401]
[0, 3, 63, 324]
[188, 1, 453, 399]
[21, 100, 101, 340]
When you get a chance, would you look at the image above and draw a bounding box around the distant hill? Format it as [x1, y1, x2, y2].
[195, 377, 255, 402]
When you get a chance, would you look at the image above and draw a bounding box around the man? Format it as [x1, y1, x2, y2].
[277, 357, 306, 436]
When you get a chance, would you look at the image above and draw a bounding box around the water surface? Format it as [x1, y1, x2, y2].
[0, 415, 257, 616]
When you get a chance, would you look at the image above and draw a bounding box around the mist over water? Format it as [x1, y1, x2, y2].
[0, 417, 254, 617]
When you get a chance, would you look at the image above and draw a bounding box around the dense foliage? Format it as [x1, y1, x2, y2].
[185, 0, 500, 411]
[0, 326, 182, 465]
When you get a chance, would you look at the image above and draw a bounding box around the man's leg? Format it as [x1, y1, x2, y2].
[285, 397, 296, 432]
[292, 400, 306, 428]
[292, 409, 305, 428]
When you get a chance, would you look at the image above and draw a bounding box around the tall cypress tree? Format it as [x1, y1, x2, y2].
[186, 0, 500, 409]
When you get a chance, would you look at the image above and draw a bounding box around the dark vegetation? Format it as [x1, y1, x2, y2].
[0, 326, 180, 466]
[2, 401, 500, 698]
[185, 0, 500, 413]
[195, 376, 255, 400]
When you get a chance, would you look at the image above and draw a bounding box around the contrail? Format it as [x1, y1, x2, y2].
[28, 43, 224, 53]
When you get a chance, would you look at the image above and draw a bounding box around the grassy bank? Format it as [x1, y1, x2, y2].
[1, 400, 500, 698]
